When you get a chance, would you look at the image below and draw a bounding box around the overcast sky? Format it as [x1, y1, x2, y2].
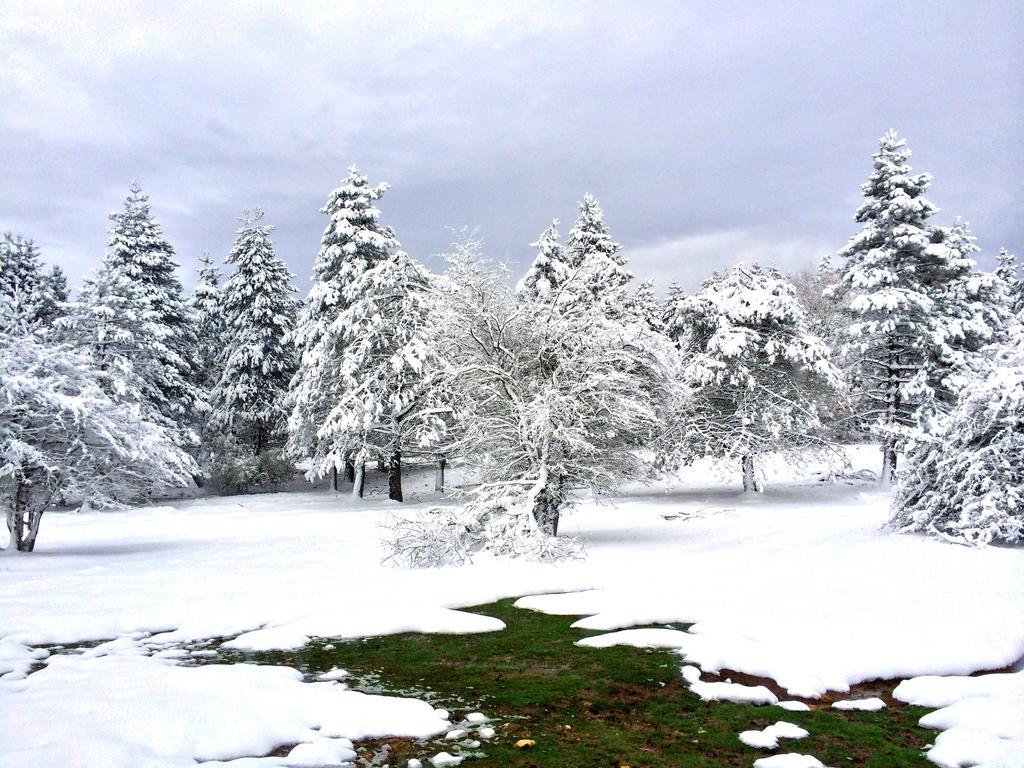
[1, 1, 1021, 294]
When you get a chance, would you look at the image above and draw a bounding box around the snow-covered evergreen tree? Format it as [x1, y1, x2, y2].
[831, 131, 996, 481]
[56, 264, 170, 423]
[668, 264, 841, 491]
[0, 233, 45, 333]
[915, 220, 1008, 412]
[187, 251, 226, 437]
[321, 248, 436, 501]
[564, 194, 631, 310]
[662, 281, 687, 344]
[211, 211, 297, 454]
[36, 265, 69, 327]
[891, 321, 1024, 545]
[287, 167, 399, 479]
[516, 219, 571, 301]
[995, 248, 1022, 314]
[106, 184, 198, 425]
[631, 279, 666, 335]
[1, 334, 194, 552]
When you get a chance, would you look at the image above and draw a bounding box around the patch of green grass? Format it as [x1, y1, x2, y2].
[217, 599, 934, 767]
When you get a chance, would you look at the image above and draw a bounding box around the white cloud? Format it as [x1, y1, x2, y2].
[627, 229, 834, 291]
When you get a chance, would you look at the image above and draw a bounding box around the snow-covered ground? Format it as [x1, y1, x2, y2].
[1, 446, 1022, 767]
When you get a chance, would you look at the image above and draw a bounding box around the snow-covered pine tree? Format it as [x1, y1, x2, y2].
[321, 247, 436, 501]
[564, 194, 632, 311]
[662, 281, 687, 344]
[36, 265, 69, 327]
[106, 184, 198, 426]
[211, 211, 298, 454]
[516, 219, 571, 301]
[0, 232, 45, 333]
[187, 251, 226, 438]
[1, 334, 194, 552]
[995, 248, 1022, 314]
[915, 220, 1008, 413]
[833, 131, 942, 482]
[891, 320, 1024, 545]
[631, 279, 667, 335]
[669, 264, 841, 491]
[56, 263, 171, 426]
[287, 167, 400, 481]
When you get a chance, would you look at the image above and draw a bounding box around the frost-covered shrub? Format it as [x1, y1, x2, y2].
[890, 327, 1024, 545]
[207, 448, 295, 496]
[384, 485, 584, 568]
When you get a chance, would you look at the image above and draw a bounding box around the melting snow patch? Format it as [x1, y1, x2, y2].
[739, 721, 809, 749]
[477, 726, 496, 739]
[285, 737, 357, 766]
[430, 752, 464, 767]
[317, 666, 349, 681]
[576, 627, 689, 650]
[892, 670, 1024, 767]
[465, 711, 488, 723]
[0, 649, 449, 768]
[831, 697, 886, 711]
[752, 754, 825, 768]
[893, 670, 1024, 708]
[680, 664, 702, 684]
[776, 700, 811, 712]
[445, 728, 467, 740]
[690, 680, 779, 705]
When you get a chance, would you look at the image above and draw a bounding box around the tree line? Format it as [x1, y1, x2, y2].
[2, 132, 1021, 554]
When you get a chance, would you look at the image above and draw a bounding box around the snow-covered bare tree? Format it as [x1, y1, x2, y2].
[106, 184, 198, 427]
[321, 248, 436, 501]
[790, 254, 843, 342]
[211, 211, 297, 454]
[287, 167, 400, 483]
[386, 231, 679, 565]
[891, 320, 1024, 545]
[1, 335, 194, 552]
[668, 264, 841, 491]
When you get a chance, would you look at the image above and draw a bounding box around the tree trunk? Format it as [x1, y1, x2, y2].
[352, 461, 365, 498]
[24, 510, 42, 552]
[377, 456, 386, 472]
[330, 465, 338, 492]
[6, 479, 31, 552]
[881, 443, 897, 485]
[6, 509, 22, 552]
[344, 458, 355, 484]
[742, 454, 758, 492]
[434, 458, 447, 492]
[532, 486, 560, 536]
[388, 450, 403, 502]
